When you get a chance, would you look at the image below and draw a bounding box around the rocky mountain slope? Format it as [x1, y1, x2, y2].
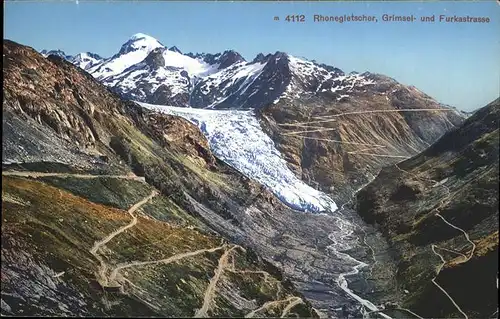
[2, 39, 321, 317]
[2, 175, 312, 317]
[3, 39, 408, 318]
[356, 98, 499, 318]
[259, 74, 466, 205]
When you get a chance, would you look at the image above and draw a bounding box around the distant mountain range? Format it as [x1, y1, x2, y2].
[40, 33, 467, 114]
[40, 49, 104, 71]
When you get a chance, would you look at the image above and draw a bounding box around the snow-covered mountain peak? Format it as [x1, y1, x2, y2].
[118, 33, 164, 56]
[129, 32, 152, 41]
[71, 52, 104, 70]
[128, 46, 211, 75]
[88, 34, 165, 80]
[100, 45, 220, 105]
[160, 49, 213, 75]
[288, 55, 341, 76]
[275, 54, 375, 101]
[40, 49, 73, 60]
[168, 46, 182, 54]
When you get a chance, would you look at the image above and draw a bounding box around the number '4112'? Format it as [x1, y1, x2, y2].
[285, 15, 305, 22]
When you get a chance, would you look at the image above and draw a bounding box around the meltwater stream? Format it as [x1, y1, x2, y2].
[139, 102, 391, 318]
[327, 212, 392, 319]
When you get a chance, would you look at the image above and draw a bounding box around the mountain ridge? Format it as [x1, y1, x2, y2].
[37, 33, 467, 115]
[355, 97, 499, 318]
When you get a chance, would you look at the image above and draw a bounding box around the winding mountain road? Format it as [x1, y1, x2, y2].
[431, 245, 469, 319]
[435, 213, 476, 261]
[195, 245, 245, 318]
[228, 269, 280, 295]
[394, 164, 476, 319]
[430, 212, 476, 319]
[280, 297, 304, 318]
[109, 245, 227, 285]
[90, 190, 158, 285]
[245, 296, 304, 318]
[2, 170, 146, 182]
[277, 108, 456, 158]
[308, 108, 457, 124]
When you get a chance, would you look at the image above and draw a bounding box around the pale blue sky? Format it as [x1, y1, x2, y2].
[4, 1, 499, 111]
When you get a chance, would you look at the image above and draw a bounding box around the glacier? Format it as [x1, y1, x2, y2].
[138, 102, 338, 213]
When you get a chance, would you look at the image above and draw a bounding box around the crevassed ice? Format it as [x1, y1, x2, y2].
[138, 102, 338, 213]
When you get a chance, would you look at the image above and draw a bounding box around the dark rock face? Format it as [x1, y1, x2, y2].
[189, 51, 293, 110]
[389, 180, 424, 201]
[86, 52, 103, 60]
[150, 84, 190, 106]
[252, 53, 269, 63]
[355, 98, 499, 318]
[143, 47, 167, 69]
[168, 46, 182, 54]
[185, 52, 202, 59]
[217, 50, 245, 69]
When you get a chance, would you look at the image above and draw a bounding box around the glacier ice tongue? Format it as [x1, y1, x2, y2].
[138, 102, 338, 213]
